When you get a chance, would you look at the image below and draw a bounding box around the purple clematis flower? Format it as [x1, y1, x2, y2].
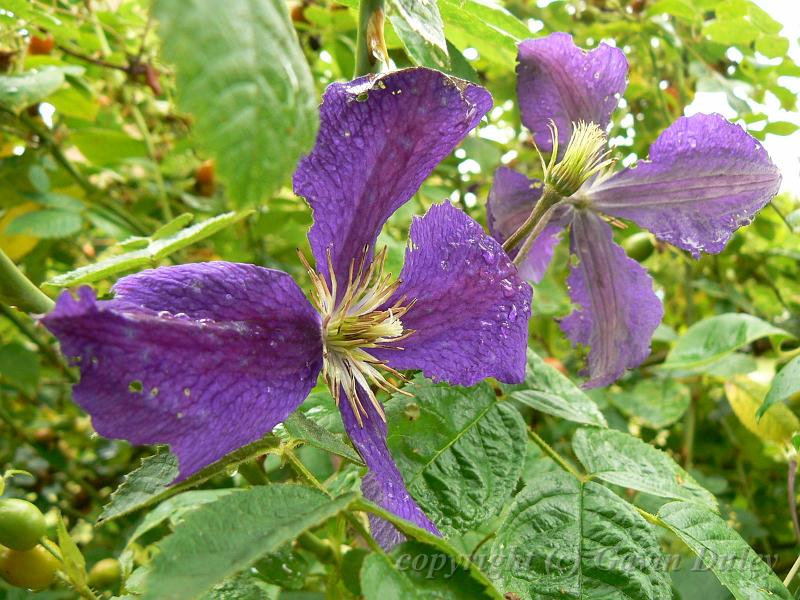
[488, 33, 781, 388]
[42, 68, 532, 549]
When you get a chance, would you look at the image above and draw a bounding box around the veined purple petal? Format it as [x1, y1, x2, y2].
[561, 211, 663, 388]
[339, 388, 440, 549]
[294, 67, 491, 290]
[42, 263, 323, 479]
[586, 113, 782, 257]
[487, 166, 570, 283]
[374, 202, 531, 386]
[517, 32, 627, 152]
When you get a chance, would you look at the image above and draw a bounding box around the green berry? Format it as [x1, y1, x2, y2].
[0, 498, 47, 551]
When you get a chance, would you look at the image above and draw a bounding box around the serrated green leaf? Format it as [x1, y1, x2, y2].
[759, 355, 800, 417]
[386, 378, 526, 535]
[489, 471, 672, 599]
[6, 209, 82, 238]
[128, 485, 356, 600]
[607, 378, 690, 429]
[56, 513, 88, 590]
[658, 502, 792, 600]
[663, 313, 789, 371]
[283, 411, 364, 466]
[388, 0, 449, 69]
[508, 349, 607, 427]
[353, 497, 504, 599]
[97, 434, 280, 524]
[0, 67, 65, 112]
[153, 0, 318, 206]
[360, 542, 494, 599]
[46, 211, 251, 288]
[572, 427, 717, 508]
[200, 572, 279, 600]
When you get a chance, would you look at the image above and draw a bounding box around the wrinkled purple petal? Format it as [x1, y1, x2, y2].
[339, 387, 440, 549]
[373, 202, 531, 386]
[561, 211, 663, 388]
[294, 68, 491, 291]
[42, 263, 323, 479]
[487, 166, 569, 283]
[517, 32, 627, 152]
[587, 113, 782, 257]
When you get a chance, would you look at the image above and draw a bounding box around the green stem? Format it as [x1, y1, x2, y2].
[785, 552, 800, 588]
[527, 428, 586, 482]
[502, 186, 562, 256]
[0, 249, 54, 313]
[129, 102, 173, 221]
[354, 0, 387, 77]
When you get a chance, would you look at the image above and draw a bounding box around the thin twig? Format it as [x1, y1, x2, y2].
[788, 459, 800, 544]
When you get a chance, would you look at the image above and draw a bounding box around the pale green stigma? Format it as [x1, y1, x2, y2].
[540, 120, 613, 198]
[300, 246, 413, 427]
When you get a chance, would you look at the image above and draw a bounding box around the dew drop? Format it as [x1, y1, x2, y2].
[183, 387, 191, 397]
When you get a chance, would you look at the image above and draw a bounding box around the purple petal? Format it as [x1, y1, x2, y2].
[487, 166, 569, 283]
[587, 114, 782, 257]
[561, 211, 663, 388]
[294, 67, 491, 290]
[42, 263, 323, 479]
[517, 33, 627, 152]
[339, 387, 440, 549]
[374, 202, 531, 386]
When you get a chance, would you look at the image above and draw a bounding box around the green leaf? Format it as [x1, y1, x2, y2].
[153, 0, 318, 206]
[0, 343, 40, 394]
[0, 67, 65, 112]
[45, 211, 251, 288]
[663, 313, 789, 371]
[97, 434, 280, 524]
[200, 572, 279, 600]
[56, 513, 88, 590]
[388, 0, 449, 69]
[128, 489, 241, 545]
[508, 349, 607, 427]
[703, 18, 761, 45]
[760, 120, 799, 135]
[386, 378, 526, 535]
[69, 127, 147, 165]
[658, 502, 792, 600]
[607, 378, 690, 429]
[647, 0, 701, 22]
[438, 0, 522, 66]
[6, 209, 82, 238]
[353, 497, 504, 599]
[572, 428, 717, 509]
[489, 471, 672, 599]
[361, 542, 495, 599]
[128, 485, 356, 600]
[283, 411, 364, 466]
[759, 355, 800, 417]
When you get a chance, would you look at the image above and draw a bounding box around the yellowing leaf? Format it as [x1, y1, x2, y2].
[0, 202, 39, 260]
[725, 376, 799, 445]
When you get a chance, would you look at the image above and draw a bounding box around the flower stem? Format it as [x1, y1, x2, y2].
[527, 428, 586, 482]
[785, 552, 800, 588]
[788, 458, 800, 543]
[0, 249, 54, 314]
[502, 185, 562, 257]
[354, 0, 387, 77]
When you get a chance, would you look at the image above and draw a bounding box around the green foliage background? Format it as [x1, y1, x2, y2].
[0, 0, 799, 598]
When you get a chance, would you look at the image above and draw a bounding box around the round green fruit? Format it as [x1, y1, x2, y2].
[0, 545, 60, 590]
[622, 232, 655, 262]
[88, 557, 121, 588]
[0, 498, 46, 551]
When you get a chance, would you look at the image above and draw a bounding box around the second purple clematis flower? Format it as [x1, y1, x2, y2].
[488, 32, 781, 388]
[41, 68, 532, 549]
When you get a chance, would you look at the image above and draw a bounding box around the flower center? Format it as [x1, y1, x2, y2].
[540, 120, 613, 198]
[300, 246, 413, 426]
